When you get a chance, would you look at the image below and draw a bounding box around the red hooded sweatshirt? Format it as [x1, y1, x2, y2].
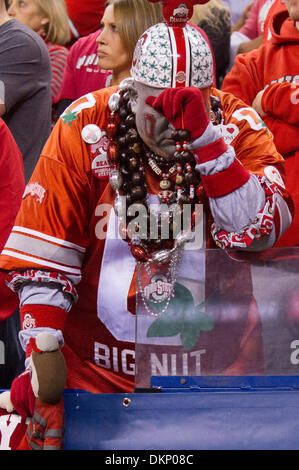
[222, 10, 299, 246]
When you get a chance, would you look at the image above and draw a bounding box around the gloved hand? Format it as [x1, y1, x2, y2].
[146, 87, 210, 142]
[147, 87, 250, 199]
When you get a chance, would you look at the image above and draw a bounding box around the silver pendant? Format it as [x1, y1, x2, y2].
[109, 169, 123, 190]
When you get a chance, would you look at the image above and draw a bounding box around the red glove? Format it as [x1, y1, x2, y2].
[146, 87, 210, 141]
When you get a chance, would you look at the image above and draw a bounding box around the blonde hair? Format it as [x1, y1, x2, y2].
[110, 0, 163, 60]
[35, 0, 70, 45]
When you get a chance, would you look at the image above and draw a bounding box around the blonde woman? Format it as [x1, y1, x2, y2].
[8, 0, 70, 104]
[57, 0, 163, 114]
[97, 0, 163, 86]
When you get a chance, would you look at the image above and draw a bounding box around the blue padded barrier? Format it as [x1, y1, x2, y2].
[62, 376, 299, 450]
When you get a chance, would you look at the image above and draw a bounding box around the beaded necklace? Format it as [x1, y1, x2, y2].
[106, 88, 203, 260]
[105, 85, 222, 314]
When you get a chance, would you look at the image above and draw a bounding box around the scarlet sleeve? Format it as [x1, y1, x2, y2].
[261, 82, 299, 125]
[224, 62, 299, 159]
[263, 115, 299, 157]
[216, 88, 286, 178]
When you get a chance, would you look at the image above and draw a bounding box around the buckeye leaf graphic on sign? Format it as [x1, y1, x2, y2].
[146, 282, 216, 351]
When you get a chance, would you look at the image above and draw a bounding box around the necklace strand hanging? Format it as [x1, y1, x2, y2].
[104, 86, 218, 315]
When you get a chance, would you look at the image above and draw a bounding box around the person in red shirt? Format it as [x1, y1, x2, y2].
[222, 0, 299, 246]
[229, 0, 276, 70]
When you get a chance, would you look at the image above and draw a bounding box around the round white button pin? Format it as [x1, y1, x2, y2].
[81, 124, 102, 144]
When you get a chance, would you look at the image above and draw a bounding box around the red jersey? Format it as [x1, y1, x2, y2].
[0, 87, 290, 392]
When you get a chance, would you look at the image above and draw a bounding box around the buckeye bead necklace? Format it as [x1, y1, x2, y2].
[105, 87, 202, 265]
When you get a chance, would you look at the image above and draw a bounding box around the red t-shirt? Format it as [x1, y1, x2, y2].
[56, 30, 112, 102]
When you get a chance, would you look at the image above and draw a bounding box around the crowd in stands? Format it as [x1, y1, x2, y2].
[1, 0, 295, 183]
[0, 0, 298, 395]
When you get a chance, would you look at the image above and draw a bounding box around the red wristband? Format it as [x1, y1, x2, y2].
[20, 304, 68, 333]
[201, 159, 251, 198]
[193, 137, 228, 165]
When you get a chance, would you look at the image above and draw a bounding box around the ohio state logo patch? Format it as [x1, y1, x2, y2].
[22, 182, 46, 204]
[22, 313, 36, 330]
[171, 3, 189, 24]
[144, 274, 173, 303]
[176, 71, 187, 84]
